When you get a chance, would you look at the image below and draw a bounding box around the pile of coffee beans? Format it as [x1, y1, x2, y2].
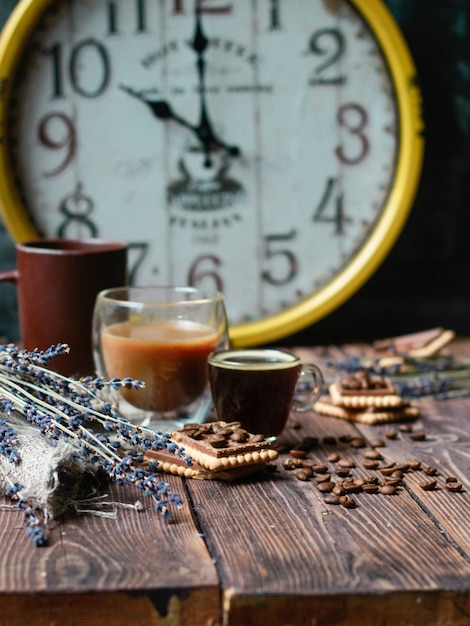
[179, 421, 266, 448]
[275, 429, 463, 509]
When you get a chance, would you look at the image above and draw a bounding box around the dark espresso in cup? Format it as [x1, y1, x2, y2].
[208, 348, 323, 438]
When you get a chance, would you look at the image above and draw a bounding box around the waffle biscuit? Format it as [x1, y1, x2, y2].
[144, 447, 272, 481]
[329, 381, 404, 408]
[145, 421, 278, 477]
[314, 396, 420, 424]
[373, 327, 455, 357]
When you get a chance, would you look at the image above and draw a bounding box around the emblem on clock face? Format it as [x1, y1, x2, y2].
[0, 0, 424, 346]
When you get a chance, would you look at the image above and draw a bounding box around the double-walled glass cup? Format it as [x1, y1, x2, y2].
[93, 286, 229, 428]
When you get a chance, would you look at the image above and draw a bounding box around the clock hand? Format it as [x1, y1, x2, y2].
[119, 84, 239, 163]
[190, 1, 240, 166]
[120, 84, 195, 132]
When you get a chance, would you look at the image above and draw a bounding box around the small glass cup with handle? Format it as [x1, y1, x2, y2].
[207, 347, 324, 438]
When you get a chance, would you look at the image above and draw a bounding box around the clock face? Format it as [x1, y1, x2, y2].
[0, 0, 423, 346]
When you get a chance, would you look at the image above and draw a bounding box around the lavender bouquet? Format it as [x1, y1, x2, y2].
[0, 343, 191, 546]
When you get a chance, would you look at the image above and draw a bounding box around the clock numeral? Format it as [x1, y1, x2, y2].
[307, 28, 346, 86]
[38, 112, 77, 177]
[43, 40, 111, 100]
[57, 183, 98, 238]
[188, 254, 224, 292]
[335, 103, 370, 165]
[262, 230, 298, 287]
[173, 1, 232, 15]
[312, 177, 352, 236]
[107, 0, 148, 35]
[127, 242, 150, 285]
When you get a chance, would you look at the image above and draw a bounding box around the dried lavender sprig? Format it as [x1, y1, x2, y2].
[0, 470, 48, 547]
[0, 343, 192, 545]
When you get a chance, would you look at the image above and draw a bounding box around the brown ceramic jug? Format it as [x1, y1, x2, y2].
[0, 238, 128, 377]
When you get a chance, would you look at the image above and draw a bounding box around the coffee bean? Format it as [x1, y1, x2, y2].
[419, 479, 437, 491]
[215, 427, 233, 437]
[384, 477, 401, 487]
[327, 452, 340, 463]
[379, 485, 397, 495]
[339, 495, 356, 509]
[362, 459, 379, 470]
[324, 494, 341, 505]
[323, 436, 337, 445]
[209, 435, 228, 448]
[312, 464, 329, 474]
[332, 485, 346, 496]
[445, 482, 462, 493]
[335, 467, 350, 477]
[230, 429, 248, 443]
[290, 449, 307, 459]
[317, 481, 336, 493]
[369, 438, 385, 448]
[385, 429, 398, 440]
[350, 437, 366, 449]
[316, 474, 332, 483]
[399, 423, 413, 432]
[409, 432, 426, 441]
[445, 476, 458, 483]
[380, 466, 398, 476]
[364, 449, 382, 460]
[395, 464, 410, 473]
[302, 460, 316, 470]
[295, 468, 312, 481]
[291, 458, 305, 468]
[282, 459, 296, 470]
[339, 434, 352, 443]
[391, 470, 403, 479]
[301, 436, 319, 449]
[362, 483, 379, 494]
[338, 458, 355, 468]
[251, 434, 266, 443]
[424, 466, 438, 476]
[343, 483, 360, 494]
[408, 460, 421, 471]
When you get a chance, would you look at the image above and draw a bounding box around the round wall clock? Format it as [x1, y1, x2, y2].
[0, 0, 423, 346]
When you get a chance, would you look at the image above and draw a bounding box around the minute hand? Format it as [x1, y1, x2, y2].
[190, 5, 240, 165]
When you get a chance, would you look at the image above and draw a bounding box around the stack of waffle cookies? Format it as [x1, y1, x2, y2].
[314, 370, 419, 424]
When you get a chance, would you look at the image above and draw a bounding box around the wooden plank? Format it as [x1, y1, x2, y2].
[0, 478, 220, 626]
[300, 341, 470, 555]
[187, 414, 470, 624]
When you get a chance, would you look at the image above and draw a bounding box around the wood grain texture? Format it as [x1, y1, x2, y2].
[0, 339, 470, 625]
[186, 340, 470, 625]
[0, 478, 220, 625]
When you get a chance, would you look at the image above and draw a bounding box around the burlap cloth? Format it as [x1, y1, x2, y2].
[0, 414, 100, 522]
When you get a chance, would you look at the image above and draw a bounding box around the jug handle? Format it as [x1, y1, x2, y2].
[0, 270, 19, 283]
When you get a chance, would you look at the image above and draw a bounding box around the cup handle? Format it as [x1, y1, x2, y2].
[292, 363, 324, 413]
[0, 269, 18, 284]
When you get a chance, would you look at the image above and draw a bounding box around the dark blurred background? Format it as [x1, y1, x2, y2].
[0, 0, 469, 346]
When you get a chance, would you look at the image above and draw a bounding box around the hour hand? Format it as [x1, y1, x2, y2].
[119, 84, 195, 132]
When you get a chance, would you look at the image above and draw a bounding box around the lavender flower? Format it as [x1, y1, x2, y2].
[0, 343, 192, 546]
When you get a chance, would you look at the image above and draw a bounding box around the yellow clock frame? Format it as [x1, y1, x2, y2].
[0, 0, 424, 347]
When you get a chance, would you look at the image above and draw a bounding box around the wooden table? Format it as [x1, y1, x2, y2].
[0, 339, 469, 626]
